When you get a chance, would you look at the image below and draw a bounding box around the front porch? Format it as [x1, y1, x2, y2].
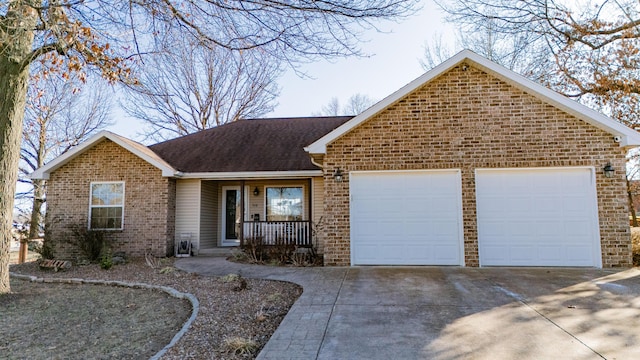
[174, 177, 323, 255]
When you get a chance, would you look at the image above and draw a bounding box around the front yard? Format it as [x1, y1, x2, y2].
[5, 259, 301, 359]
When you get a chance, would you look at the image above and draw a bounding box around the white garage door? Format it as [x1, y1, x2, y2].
[350, 170, 463, 265]
[476, 168, 601, 267]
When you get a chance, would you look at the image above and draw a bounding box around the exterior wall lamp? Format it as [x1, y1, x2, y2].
[603, 162, 615, 178]
[333, 168, 344, 182]
[253, 187, 260, 196]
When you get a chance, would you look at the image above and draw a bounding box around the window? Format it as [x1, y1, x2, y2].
[266, 187, 303, 221]
[89, 182, 124, 229]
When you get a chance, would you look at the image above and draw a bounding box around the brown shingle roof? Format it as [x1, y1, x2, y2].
[149, 116, 352, 173]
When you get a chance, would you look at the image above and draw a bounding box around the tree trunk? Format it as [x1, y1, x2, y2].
[28, 179, 45, 240]
[627, 177, 638, 227]
[0, 4, 37, 294]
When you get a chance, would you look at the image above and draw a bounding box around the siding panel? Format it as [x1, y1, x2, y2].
[200, 181, 218, 248]
[176, 179, 201, 252]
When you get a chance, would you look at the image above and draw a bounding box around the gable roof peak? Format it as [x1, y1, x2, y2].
[30, 130, 177, 180]
[306, 49, 640, 154]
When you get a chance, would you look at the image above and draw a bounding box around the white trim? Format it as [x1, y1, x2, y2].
[349, 169, 465, 266]
[30, 131, 177, 180]
[349, 168, 463, 176]
[88, 181, 125, 230]
[475, 166, 602, 268]
[475, 165, 597, 173]
[178, 170, 322, 179]
[220, 186, 248, 246]
[306, 49, 640, 154]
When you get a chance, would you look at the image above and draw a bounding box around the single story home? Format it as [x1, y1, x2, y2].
[32, 50, 640, 267]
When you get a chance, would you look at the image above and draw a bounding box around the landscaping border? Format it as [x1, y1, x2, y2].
[9, 272, 199, 360]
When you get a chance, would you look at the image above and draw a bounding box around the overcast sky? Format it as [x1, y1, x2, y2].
[110, 1, 453, 140]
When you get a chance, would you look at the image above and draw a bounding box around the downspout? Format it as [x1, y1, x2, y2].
[309, 155, 324, 169]
[307, 153, 322, 248]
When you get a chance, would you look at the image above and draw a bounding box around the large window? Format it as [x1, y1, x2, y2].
[266, 187, 303, 221]
[89, 182, 124, 230]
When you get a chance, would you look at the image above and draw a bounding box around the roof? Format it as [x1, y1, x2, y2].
[306, 49, 640, 154]
[149, 116, 352, 174]
[30, 131, 177, 180]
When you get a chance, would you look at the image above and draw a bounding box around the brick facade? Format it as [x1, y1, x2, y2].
[46, 139, 176, 259]
[321, 64, 630, 267]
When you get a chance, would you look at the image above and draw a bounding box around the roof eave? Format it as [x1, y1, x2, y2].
[30, 131, 178, 180]
[176, 170, 323, 180]
[305, 49, 640, 154]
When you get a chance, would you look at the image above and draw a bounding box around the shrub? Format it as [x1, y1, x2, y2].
[220, 273, 247, 291]
[241, 237, 266, 263]
[31, 239, 55, 260]
[265, 238, 296, 264]
[100, 249, 113, 270]
[238, 219, 324, 266]
[223, 336, 258, 355]
[66, 223, 110, 262]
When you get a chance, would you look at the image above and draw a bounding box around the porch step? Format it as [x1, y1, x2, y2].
[197, 247, 238, 257]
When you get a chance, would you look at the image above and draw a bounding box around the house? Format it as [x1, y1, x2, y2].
[32, 50, 640, 267]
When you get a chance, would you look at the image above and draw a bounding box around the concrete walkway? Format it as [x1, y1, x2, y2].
[175, 258, 640, 359]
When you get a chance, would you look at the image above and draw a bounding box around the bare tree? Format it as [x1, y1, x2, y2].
[317, 97, 342, 116]
[315, 94, 376, 116]
[20, 68, 112, 242]
[0, 1, 420, 293]
[420, 20, 552, 83]
[436, 0, 640, 127]
[344, 94, 376, 115]
[123, 38, 281, 141]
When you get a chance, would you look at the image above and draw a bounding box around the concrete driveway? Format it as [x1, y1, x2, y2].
[175, 258, 640, 359]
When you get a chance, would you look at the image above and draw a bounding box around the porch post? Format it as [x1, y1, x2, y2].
[308, 178, 313, 221]
[240, 180, 245, 247]
[308, 178, 313, 246]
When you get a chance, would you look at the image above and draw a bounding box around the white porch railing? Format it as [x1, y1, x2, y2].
[242, 221, 312, 247]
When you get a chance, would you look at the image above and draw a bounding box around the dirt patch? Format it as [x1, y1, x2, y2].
[8, 259, 302, 359]
[0, 279, 190, 359]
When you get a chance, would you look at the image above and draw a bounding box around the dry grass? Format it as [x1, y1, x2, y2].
[8, 259, 301, 359]
[223, 336, 259, 355]
[1, 278, 190, 359]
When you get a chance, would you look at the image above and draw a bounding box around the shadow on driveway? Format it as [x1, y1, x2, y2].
[175, 258, 640, 359]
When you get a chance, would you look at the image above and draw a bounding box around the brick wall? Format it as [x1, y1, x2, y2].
[322, 64, 630, 267]
[46, 139, 176, 259]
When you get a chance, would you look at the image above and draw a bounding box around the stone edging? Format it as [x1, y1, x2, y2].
[9, 272, 199, 360]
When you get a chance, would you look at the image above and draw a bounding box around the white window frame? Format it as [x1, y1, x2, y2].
[89, 181, 125, 230]
[264, 185, 305, 222]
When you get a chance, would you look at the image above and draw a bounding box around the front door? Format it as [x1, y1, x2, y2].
[221, 186, 244, 246]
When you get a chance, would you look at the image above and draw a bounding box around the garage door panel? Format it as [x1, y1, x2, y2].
[511, 246, 539, 261]
[482, 245, 507, 262]
[351, 170, 463, 265]
[537, 246, 563, 261]
[567, 247, 592, 261]
[477, 168, 601, 267]
[480, 196, 529, 214]
[433, 244, 461, 261]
